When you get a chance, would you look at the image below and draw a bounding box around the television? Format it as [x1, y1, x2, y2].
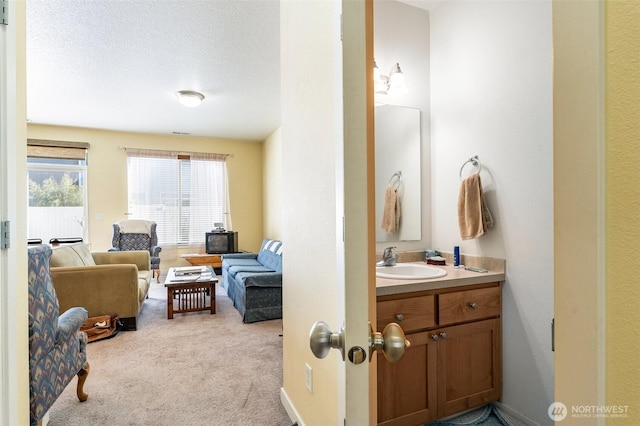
[205, 231, 238, 254]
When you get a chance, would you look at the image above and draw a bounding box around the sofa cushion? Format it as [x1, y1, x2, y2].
[138, 274, 150, 304]
[237, 271, 283, 288]
[224, 258, 262, 268]
[50, 243, 96, 267]
[228, 264, 274, 279]
[138, 270, 151, 303]
[256, 239, 283, 272]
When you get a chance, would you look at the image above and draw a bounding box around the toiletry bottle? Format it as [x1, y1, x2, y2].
[454, 246, 460, 267]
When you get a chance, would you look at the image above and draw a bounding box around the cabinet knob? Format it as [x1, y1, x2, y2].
[395, 314, 404, 322]
[431, 334, 439, 341]
[469, 302, 478, 309]
[439, 332, 447, 339]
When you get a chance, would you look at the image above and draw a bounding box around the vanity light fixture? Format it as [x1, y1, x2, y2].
[373, 60, 408, 96]
[176, 90, 205, 107]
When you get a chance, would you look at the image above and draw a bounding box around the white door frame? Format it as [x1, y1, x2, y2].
[1, 1, 24, 423]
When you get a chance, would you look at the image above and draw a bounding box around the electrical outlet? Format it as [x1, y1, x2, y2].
[305, 363, 313, 393]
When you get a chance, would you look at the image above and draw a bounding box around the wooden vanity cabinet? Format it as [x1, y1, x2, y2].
[377, 283, 502, 426]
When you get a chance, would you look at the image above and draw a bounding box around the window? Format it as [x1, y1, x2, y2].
[27, 140, 89, 244]
[125, 149, 231, 247]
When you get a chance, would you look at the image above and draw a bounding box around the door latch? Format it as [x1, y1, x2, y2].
[1, 221, 10, 249]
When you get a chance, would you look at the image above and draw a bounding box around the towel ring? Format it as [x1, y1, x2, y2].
[459, 156, 481, 180]
[389, 171, 402, 190]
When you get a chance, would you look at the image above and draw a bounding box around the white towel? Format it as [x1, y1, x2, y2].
[117, 220, 153, 235]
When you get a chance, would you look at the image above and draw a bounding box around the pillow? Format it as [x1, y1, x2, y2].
[71, 243, 96, 266]
[50, 245, 84, 267]
[50, 243, 96, 267]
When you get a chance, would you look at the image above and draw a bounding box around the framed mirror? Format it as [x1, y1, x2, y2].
[375, 105, 421, 242]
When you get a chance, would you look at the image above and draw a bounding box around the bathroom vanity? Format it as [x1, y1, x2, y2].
[376, 263, 505, 426]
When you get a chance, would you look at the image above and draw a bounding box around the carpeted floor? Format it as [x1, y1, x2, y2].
[47, 278, 292, 426]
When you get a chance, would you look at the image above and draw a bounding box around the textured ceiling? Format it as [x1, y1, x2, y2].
[26, 0, 281, 141]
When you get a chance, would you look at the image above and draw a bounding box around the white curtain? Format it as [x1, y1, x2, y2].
[188, 152, 231, 242]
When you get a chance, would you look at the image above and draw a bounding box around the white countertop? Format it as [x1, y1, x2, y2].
[376, 262, 505, 297]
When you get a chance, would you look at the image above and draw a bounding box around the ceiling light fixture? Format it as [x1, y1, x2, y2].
[374, 60, 408, 96]
[176, 90, 205, 108]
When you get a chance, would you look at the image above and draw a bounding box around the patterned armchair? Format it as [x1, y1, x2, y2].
[110, 219, 162, 282]
[28, 245, 89, 426]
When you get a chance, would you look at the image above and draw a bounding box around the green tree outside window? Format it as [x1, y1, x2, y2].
[29, 173, 83, 207]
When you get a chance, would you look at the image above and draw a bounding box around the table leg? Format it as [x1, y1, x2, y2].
[210, 283, 216, 314]
[167, 287, 174, 319]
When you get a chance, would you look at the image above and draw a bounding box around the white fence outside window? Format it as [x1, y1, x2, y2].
[28, 206, 85, 244]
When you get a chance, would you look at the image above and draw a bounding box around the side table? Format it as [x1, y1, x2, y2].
[181, 253, 222, 269]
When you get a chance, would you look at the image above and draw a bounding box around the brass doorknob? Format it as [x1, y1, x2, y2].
[369, 322, 410, 363]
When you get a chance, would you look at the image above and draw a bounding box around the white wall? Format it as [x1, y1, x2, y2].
[430, 1, 554, 424]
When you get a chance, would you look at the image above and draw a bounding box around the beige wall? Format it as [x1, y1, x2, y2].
[605, 0, 640, 416]
[27, 124, 266, 261]
[555, 0, 640, 423]
[553, 0, 605, 421]
[280, 1, 343, 424]
[262, 127, 282, 240]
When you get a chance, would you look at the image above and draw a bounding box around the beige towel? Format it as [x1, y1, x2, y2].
[458, 173, 494, 240]
[381, 186, 401, 233]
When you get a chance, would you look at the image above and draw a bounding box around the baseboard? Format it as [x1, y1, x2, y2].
[493, 401, 541, 426]
[280, 386, 303, 426]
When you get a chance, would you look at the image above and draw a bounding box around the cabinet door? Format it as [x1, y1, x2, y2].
[436, 318, 502, 418]
[377, 331, 437, 426]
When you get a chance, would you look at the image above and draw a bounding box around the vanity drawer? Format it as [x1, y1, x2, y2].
[438, 286, 501, 326]
[377, 295, 436, 333]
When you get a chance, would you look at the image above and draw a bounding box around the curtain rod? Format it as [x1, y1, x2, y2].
[117, 146, 233, 157]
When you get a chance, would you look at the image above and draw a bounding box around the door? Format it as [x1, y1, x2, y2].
[342, 0, 376, 423]
[280, 1, 376, 425]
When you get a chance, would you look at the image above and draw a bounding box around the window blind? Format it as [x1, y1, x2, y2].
[27, 139, 89, 161]
[125, 148, 230, 246]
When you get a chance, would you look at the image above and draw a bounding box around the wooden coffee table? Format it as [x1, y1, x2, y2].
[164, 266, 218, 319]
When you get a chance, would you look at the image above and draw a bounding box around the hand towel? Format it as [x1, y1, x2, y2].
[458, 173, 494, 240]
[381, 186, 401, 233]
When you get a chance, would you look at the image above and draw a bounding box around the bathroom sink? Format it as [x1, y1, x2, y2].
[376, 263, 447, 280]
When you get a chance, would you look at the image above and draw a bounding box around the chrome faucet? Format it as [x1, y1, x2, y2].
[376, 246, 398, 267]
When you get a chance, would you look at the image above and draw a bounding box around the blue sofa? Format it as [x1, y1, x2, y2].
[221, 239, 283, 323]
